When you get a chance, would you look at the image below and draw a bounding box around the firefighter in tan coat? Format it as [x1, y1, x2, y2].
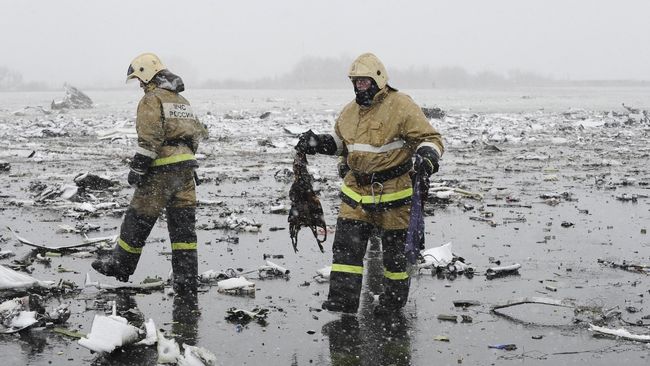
[296, 53, 444, 316]
[92, 53, 208, 294]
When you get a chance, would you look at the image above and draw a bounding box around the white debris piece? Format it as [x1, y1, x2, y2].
[10, 311, 38, 329]
[96, 127, 137, 140]
[0, 296, 38, 333]
[589, 324, 650, 342]
[432, 190, 457, 199]
[0, 264, 54, 290]
[177, 344, 218, 366]
[259, 260, 290, 275]
[157, 330, 181, 364]
[418, 242, 454, 269]
[217, 276, 255, 293]
[315, 266, 331, 282]
[283, 124, 309, 136]
[59, 184, 79, 200]
[74, 202, 97, 213]
[135, 318, 157, 346]
[78, 314, 140, 353]
[199, 269, 232, 282]
[218, 213, 261, 232]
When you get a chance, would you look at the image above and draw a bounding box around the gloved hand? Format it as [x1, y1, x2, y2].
[128, 152, 154, 187]
[295, 130, 319, 155]
[412, 147, 440, 203]
[415, 146, 440, 176]
[337, 157, 350, 179]
[128, 170, 145, 187]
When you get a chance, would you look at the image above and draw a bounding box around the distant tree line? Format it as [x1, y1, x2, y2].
[0, 66, 47, 91]
[2, 59, 648, 91]
[198, 56, 650, 89]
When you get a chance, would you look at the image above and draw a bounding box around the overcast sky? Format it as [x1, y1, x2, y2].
[2, 0, 650, 87]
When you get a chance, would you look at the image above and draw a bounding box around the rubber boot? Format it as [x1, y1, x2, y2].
[91, 244, 140, 282]
[172, 250, 198, 295]
[167, 207, 198, 295]
[374, 229, 410, 317]
[322, 219, 373, 314]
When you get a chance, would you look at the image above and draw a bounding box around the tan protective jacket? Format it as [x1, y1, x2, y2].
[136, 84, 208, 169]
[332, 88, 444, 223]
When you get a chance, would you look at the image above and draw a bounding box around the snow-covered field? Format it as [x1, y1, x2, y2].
[1, 87, 649, 365]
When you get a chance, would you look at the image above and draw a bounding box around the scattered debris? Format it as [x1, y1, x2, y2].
[258, 260, 290, 278]
[8, 227, 115, 251]
[486, 263, 521, 279]
[199, 268, 237, 283]
[53, 327, 86, 339]
[0, 264, 54, 290]
[73, 172, 120, 191]
[216, 276, 255, 295]
[589, 324, 650, 343]
[157, 330, 181, 363]
[453, 300, 481, 307]
[225, 307, 269, 325]
[176, 344, 218, 365]
[417, 242, 473, 276]
[0, 296, 38, 333]
[597, 259, 650, 275]
[84, 273, 165, 292]
[488, 344, 517, 351]
[437, 314, 458, 322]
[134, 318, 157, 346]
[0, 161, 10, 172]
[491, 297, 575, 321]
[314, 266, 331, 283]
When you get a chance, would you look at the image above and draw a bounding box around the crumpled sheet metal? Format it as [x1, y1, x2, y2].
[0, 264, 54, 290]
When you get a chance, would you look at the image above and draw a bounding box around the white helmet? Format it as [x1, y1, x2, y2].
[126, 53, 166, 83]
[348, 53, 388, 89]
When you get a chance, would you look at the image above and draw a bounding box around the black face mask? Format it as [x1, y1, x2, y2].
[354, 81, 380, 107]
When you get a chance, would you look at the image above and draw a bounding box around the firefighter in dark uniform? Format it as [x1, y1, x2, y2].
[92, 53, 208, 294]
[296, 53, 444, 316]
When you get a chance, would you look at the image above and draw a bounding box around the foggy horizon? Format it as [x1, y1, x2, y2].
[2, 0, 650, 90]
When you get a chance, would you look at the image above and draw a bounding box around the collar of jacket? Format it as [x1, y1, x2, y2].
[360, 85, 398, 110]
[143, 83, 157, 93]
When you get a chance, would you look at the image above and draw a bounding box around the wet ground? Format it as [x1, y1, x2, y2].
[1, 88, 650, 365]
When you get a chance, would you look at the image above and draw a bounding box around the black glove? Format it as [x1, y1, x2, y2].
[337, 157, 350, 179]
[128, 170, 145, 187]
[128, 152, 154, 187]
[295, 130, 319, 155]
[415, 146, 440, 176]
